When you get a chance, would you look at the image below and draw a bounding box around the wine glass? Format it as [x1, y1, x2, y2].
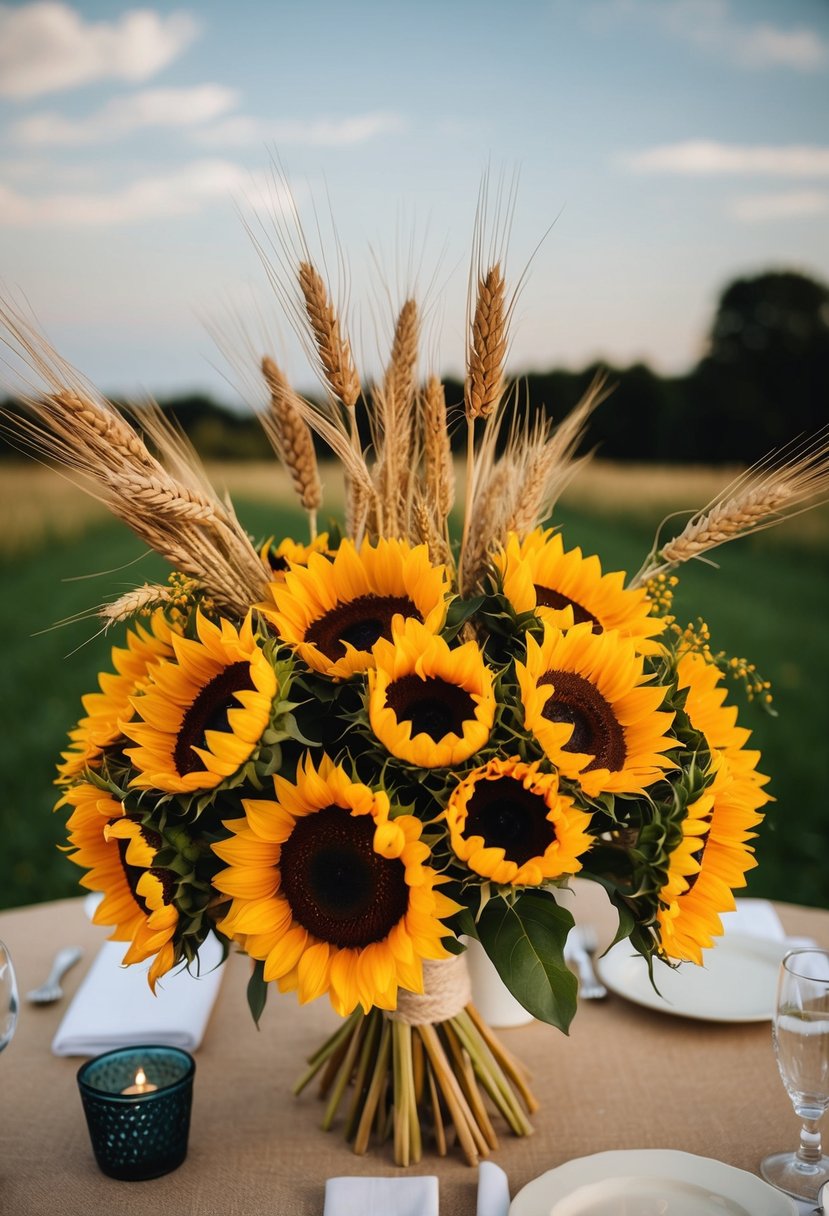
[761, 947, 829, 1202]
[0, 939, 19, 1052]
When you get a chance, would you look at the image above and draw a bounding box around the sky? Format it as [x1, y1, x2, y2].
[0, 0, 827, 405]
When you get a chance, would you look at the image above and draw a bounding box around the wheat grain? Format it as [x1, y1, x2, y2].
[298, 261, 360, 409]
[261, 355, 322, 532]
[100, 584, 173, 624]
[422, 375, 454, 521]
[630, 430, 829, 586]
[465, 264, 506, 422]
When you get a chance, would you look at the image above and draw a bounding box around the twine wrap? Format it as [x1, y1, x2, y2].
[387, 953, 472, 1025]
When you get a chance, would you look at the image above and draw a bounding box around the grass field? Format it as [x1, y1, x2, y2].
[1, 462, 827, 911]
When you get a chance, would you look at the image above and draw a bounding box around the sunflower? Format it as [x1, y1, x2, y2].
[677, 650, 769, 786]
[444, 756, 593, 885]
[259, 533, 330, 581]
[656, 755, 770, 963]
[260, 537, 451, 679]
[494, 529, 665, 654]
[57, 611, 177, 785]
[368, 617, 496, 768]
[517, 622, 676, 797]
[124, 610, 278, 794]
[212, 753, 458, 1015]
[60, 782, 178, 989]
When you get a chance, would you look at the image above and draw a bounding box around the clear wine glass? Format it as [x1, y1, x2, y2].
[0, 939, 19, 1052]
[761, 947, 829, 1202]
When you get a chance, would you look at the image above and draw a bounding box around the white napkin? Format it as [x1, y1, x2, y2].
[476, 1161, 511, 1216]
[52, 933, 225, 1057]
[323, 1176, 438, 1216]
[721, 898, 815, 948]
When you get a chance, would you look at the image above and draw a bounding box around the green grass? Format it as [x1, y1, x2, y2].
[1, 500, 826, 911]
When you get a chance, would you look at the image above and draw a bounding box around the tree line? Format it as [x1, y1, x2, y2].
[2, 270, 826, 466]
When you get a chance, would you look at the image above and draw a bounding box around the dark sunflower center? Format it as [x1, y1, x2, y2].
[539, 669, 627, 771]
[464, 776, 556, 865]
[385, 674, 476, 742]
[279, 805, 409, 948]
[114, 822, 162, 915]
[305, 595, 422, 660]
[534, 585, 602, 632]
[268, 554, 289, 573]
[173, 660, 255, 776]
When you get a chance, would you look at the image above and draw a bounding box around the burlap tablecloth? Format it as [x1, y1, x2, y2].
[1, 885, 827, 1216]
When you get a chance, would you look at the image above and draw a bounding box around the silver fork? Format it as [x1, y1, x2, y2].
[565, 925, 607, 1000]
[26, 946, 83, 1005]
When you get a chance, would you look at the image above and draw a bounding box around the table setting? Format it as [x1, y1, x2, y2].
[1, 186, 829, 1215]
[2, 883, 828, 1214]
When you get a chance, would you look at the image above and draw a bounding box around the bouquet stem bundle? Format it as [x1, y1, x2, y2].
[294, 1001, 537, 1166]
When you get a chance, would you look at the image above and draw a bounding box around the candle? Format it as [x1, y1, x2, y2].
[77, 1046, 195, 1180]
[121, 1066, 158, 1095]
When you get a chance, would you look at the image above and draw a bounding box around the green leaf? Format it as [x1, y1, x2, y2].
[476, 889, 577, 1032]
[443, 595, 485, 640]
[246, 959, 268, 1028]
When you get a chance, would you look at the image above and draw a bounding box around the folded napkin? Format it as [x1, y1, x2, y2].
[476, 1161, 511, 1216]
[52, 933, 225, 1057]
[323, 1176, 438, 1216]
[721, 898, 814, 947]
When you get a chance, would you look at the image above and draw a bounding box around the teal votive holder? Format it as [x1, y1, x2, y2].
[76, 1045, 195, 1181]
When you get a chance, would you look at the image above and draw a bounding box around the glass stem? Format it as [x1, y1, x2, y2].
[797, 1117, 823, 1166]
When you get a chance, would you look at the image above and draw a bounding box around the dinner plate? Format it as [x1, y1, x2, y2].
[509, 1149, 798, 1216]
[595, 933, 787, 1022]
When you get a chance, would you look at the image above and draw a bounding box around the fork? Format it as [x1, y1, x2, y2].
[565, 925, 607, 1000]
[26, 946, 83, 1005]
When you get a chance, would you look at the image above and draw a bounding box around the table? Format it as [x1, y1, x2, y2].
[1, 884, 827, 1216]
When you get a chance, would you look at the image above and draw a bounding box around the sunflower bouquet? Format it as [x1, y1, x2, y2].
[3, 211, 828, 1168]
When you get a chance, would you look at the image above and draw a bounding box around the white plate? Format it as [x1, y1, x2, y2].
[509, 1150, 797, 1216]
[595, 933, 787, 1022]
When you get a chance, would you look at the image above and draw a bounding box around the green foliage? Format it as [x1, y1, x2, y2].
[246, 959, 269, 1027]
[475, 889, 577, 1032]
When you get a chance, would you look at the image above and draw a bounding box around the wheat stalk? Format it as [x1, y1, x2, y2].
[100, 584, 173, 625]
[422, 375, 454, 523]
[261, 355, 322, 537]
[506, 375, 607, 535]
[372, 299, 420, 539]
[461, 457, 519, 596]
[0, 305, 270, 615]
[465, 264, 507, 424]
[298, 261, 360, 410]
[630, 430, 829, 587]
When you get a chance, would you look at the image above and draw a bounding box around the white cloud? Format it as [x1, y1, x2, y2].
[0, 3, 198, 99]
[627, 141, 829, 178]
[194, 111, 405, 149]
[0, 160, 268, 227]
[591, 0, 827, 72]
[12, 85, 239, 146]
[730, 190, 829, 222]
[737, 22, 827, 71]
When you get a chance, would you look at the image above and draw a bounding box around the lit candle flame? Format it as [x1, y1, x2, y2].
[121, 1065, 158, 1095]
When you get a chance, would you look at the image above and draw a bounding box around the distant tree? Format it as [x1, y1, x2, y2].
[688, 270, 829, 462]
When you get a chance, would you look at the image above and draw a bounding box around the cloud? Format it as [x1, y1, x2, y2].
[737, 22, 827, 71]
[11, 85, 239, 146]
[591, 0, 827, 72]
[0, 160, 271, 227]
[627, 141, 829, 178]
[730, 190, 829, 222]
[194, 111, 405, 148]
[0, 2, 198, 99]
